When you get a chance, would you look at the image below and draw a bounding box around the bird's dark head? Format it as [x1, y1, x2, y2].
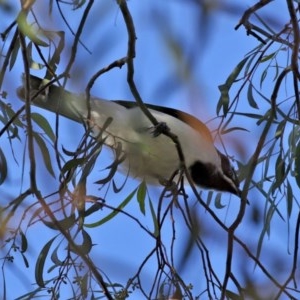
[189, 151, 240, 196]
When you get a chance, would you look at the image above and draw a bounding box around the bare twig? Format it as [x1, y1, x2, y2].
[63, 0, 95, 80]
[286, 0, 300, 119]
[235, 0, 273, 42]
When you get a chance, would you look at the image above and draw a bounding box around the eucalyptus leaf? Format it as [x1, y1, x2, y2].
[137, 181, 147, 215]
[148, 198, 159, 237]
[35, 236, 57, 287]
[33, 132, 56, 178]
[42, 214, 76, 231]
[295, 141, 300, 188]
[0, 148, 7, 185]
[84, 188, 137, 228]
[17, 11, 48, 46]
[217, 57, 249, 116]
[69, 229, 92, 255]
[31, 112, 56, 143]
[20, 230, 28, 253]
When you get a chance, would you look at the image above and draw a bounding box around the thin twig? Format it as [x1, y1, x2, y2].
[286, 0, 300, 119]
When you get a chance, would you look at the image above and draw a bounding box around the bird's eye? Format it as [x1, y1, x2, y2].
[227, 167, 237, 181]
[229, 168, 239, 183]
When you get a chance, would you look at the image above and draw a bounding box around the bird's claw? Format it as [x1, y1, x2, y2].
[150, 122, 170, 137]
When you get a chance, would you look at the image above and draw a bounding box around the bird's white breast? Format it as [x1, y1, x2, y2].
[89, 102, 220, 183]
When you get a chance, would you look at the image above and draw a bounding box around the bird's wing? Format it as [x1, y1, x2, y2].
[114, 100, 214, 144]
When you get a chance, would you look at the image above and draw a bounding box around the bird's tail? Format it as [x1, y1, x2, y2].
[17, 74, 90, 123]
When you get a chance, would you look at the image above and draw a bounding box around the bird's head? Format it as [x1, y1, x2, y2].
[189, 150, 240, 196]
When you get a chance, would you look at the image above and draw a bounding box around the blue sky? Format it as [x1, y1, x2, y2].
[1, 1, 298, 299]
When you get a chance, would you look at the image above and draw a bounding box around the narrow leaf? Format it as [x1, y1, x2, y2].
[148, 198, 159, 237]
[225, 290, 241, 300]
[217, 57, 249, 116]
[50, 244, 64, 267]
[9, 38, 20, 70]
[273, 154, 285, 190]
[42, 214, 76, 231]
[286, 181, 293, 218]
[20, 230, 28, 253]
[80, 273, 88, 298]
[31, 112, 56, 143]
[214, 193, 226, 209]
[221, 126, 249, 134]
[137, 181, 147, 215]
[217, 84, 229, 116]
[35, 236, 57, 287]
[21, 252, 29, 268]
[260, 52, 276, 62]
[2, 102, 23, 127]
[33, 132, 56, 178]
[295, 141, 300, 188]
[247, 84, 259, 109]
[225, 57, 249, 87]
[275, 120, 285, 139]
[0, 148, 7, 185]
[260, 69, 267, 88]
[84, 188, 137, 228]
[60, 158, 85, 175]
[70, 229, 92, 255]
[17, 11, 48, 46]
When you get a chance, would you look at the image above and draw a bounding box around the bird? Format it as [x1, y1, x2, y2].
[17, 74, 240, 196]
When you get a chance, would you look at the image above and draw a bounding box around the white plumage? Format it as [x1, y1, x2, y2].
[17, 75, 240, 195]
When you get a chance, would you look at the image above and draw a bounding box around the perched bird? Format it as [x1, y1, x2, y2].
[17, 75, 240, 196]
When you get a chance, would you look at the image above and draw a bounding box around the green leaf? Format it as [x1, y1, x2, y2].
[225, 290, 242, 300]
[31, 112, 56, 143]
[9, 126, 19, 140]
[42, 214, 76, 231]
[288, 126, 300, 152]
[247, 83, 259, 109]
[2, 193, 28, 232]
[234, 112, 263, 120]
[33, 132, 56, 178]
[255, 206, 276, 264]
[137, 181, 147, 215]
[35, 236, 57, 287]
[217, 84, 229, 116]
[275, 120, 285, 139]
[80, 273, 88, 299]
[20, 230, 28, 253]
[225, 56, 249, 87]
[61, 158, 85, 175]
[286, 181, 293, 218]
[84, 202, 103, 218]
[217, 57, 249, 116]
[260, 69, 268, 89]
[0, 101, 23, 129]
[221, 126, 249, 135]
[17, 11, 48, 46]
[260, 52, 276, 63]
[273, 154, 285, 192]
[0, 147, 7, 185]
[148, 197, 159, 237]
[295, 141, 300, 188]
[84, 188, 137, 228]
[9, 38, 20, 70]
[80, 148, 100, 180]
[69, 229, 93, 255]
[214, 193, 226, 209]
[50, 244, 64, 267]
[21, 252, 29, 268]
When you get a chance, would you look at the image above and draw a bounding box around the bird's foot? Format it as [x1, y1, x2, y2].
[149, 122, 170, 137]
